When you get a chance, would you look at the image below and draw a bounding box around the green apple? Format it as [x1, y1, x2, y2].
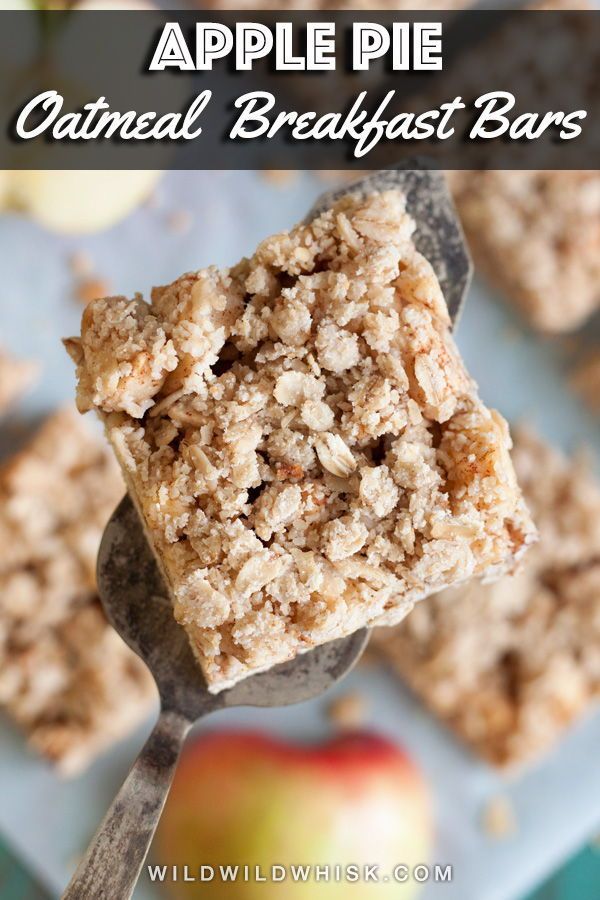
[155, 730, 432, 900]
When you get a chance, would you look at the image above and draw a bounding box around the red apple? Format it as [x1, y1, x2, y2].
[154, 730, 432, 899]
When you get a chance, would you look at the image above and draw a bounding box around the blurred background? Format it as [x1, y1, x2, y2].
[1, 165, 599, 900]
[1, 3, 600, 900]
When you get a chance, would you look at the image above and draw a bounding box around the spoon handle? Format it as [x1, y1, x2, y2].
[62, 708, 191, 900]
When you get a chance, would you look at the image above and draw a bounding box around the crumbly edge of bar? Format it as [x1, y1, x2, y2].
[374, 427, 600, 768]
[67, 189, 536, 694]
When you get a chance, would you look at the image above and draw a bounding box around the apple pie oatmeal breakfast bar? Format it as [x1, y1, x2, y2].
[449, 171, 600, 333]
[375, 429, 600, 769]
[0, 409, 156, 775]
[0, 347, 38, 416]
[65, 189, 536, 694]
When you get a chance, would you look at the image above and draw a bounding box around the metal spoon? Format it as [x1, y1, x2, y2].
[62, 164, 470, 900]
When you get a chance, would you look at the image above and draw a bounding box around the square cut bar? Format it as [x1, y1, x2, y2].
[375, 429, 600, 769]
[66, 189, 536, 694]
[449, 171, 600, 333]
[0, 409, 156, 775]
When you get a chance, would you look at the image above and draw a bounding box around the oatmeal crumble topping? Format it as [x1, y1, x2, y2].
[0, 410, 156, 774]
[66, 189, 536, 694]
[375, 429, 600, 768]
